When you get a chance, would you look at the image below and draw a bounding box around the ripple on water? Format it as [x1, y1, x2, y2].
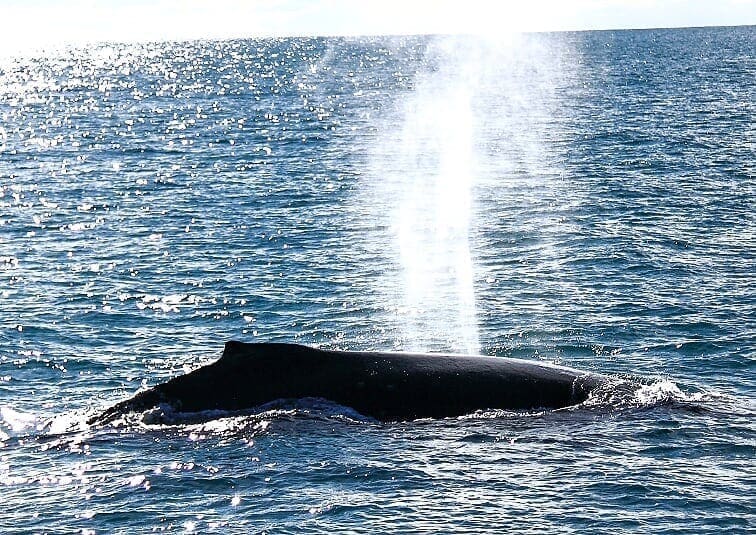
[0, 28, 754, 533]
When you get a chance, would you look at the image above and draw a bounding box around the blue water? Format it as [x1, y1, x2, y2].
[1, 26, 754, 533]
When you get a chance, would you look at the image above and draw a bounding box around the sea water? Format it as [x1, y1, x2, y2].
[0, 27, 754, 533]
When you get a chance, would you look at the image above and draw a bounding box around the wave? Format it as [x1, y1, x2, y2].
[578, 375, 731, 413]
[135, 397, 377, 427]
[2, 375, 744, 449]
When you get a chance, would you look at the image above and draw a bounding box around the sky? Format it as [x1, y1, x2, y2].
[0, 0, 754, 52]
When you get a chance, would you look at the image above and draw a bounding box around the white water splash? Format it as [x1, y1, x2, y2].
[578, 375, 726, 412]
[0, 406, 38, 434]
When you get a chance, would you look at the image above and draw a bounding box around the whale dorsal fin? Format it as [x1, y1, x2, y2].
[220, 340, 253, 361]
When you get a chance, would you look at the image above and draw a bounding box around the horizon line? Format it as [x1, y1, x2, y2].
[4, 23, 753, 56]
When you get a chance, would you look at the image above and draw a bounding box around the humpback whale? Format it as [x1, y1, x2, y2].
[89, 341, 604, 425]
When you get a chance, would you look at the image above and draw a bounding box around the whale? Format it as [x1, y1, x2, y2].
[89, 341, 605, 425]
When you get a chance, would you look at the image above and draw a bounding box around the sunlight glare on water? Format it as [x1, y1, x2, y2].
[0, 27, 754, 534]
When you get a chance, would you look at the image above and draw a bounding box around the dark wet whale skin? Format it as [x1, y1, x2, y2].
[90, 341, 604, 424]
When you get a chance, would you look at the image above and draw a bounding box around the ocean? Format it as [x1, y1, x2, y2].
[0, 26, 754, 533]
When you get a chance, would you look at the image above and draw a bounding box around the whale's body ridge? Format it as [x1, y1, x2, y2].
[90, 341, 605, 425]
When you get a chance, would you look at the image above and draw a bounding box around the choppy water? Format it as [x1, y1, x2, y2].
[1, 26, 754, 533]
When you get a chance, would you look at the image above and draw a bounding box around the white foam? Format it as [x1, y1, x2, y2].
[0, 406, 38, 434]
[579, 374, 723, 412]
[634, 379, 687, 405]
[131, 397, 375, 428]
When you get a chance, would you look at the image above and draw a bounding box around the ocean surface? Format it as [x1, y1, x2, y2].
[1, 26, 754, 533]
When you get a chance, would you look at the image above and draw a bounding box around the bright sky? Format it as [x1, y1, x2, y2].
[1, 0, 754, 52]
